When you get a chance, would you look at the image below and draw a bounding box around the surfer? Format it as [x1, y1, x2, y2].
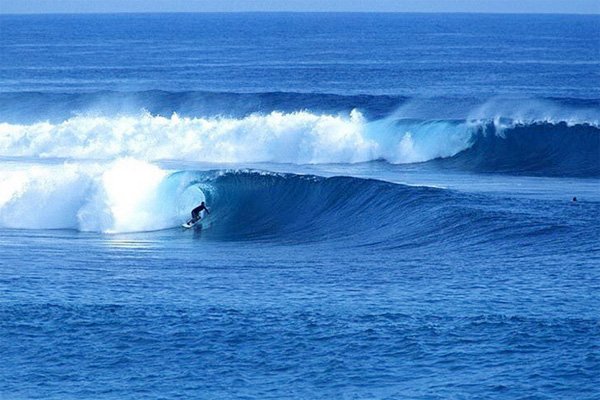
[190, 201, 209, 223]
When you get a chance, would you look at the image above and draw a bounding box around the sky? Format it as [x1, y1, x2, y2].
[1, 0, 599, 15]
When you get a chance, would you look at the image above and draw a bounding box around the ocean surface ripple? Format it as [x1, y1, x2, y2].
[1, 12, 599, 400]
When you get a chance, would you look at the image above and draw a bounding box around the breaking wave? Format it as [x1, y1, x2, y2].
[0, 92, 598, 177]
[0, 160, 189, 233]
[1, 112, 598, 176]
[0, 161, 591, 249]
[0, 110, 478, 164]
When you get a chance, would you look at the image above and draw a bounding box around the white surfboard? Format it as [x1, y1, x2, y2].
[182, 220, 200, 229]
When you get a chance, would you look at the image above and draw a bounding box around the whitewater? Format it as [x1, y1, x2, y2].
[1, 12, 599, 400]
[1, 110, 597, 233]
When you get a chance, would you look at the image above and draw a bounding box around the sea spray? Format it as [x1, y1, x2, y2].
[0, 110, 478, 164]
[0, 159, 205, 233]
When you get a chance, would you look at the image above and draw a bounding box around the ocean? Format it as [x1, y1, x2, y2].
[0, 12, 599, 399]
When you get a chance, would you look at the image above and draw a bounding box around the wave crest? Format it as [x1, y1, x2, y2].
[1, 106, 598, 176]
[0, 110, 474, 164]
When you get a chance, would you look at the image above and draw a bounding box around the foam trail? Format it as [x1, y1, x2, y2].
[0, 110, 474, 164]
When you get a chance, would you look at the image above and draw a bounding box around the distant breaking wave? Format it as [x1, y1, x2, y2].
[1, 110, 598, 176]
[0, 110, 475, 164]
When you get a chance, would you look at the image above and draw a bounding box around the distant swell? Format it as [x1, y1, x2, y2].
[0, 90, 404, 123]
[1, 90, 599, 124]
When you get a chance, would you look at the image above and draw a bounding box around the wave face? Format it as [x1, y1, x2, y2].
[185, 170, 451, 243]
[435, 122, 600, 177]
[168, 170, 600, 247]
[3, 161, 445, 236]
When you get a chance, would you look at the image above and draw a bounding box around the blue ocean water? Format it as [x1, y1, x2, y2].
[0, 12, 599, 399]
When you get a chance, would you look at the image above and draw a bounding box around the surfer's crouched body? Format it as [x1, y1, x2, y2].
[191, 201, 209, 222]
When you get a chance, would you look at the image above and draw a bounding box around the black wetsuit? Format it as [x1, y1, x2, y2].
[191, 204, 209, 220]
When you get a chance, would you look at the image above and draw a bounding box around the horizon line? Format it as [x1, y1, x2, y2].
[1, 10, 599, 16]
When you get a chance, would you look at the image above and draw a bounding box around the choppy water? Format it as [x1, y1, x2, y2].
[0, 12, 599, 399]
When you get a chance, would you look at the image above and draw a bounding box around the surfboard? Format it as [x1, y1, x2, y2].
[182, 219, 200, 229]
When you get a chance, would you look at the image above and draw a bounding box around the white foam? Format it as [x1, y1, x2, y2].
[0, 110, 486, 233]
[0, 110, 474, 164]
[0, 159, 204, 233]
